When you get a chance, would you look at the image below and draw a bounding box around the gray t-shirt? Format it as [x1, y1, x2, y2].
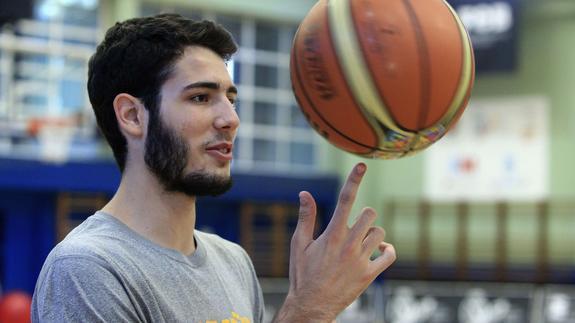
[32, 212, 265, 323]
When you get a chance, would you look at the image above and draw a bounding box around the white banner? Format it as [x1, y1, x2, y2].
[424, 96, 549, 201]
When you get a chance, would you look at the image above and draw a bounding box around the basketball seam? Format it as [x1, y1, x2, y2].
[453, 14, 475, 113]
[291, 27, 379, 153]
[328, 0, 410, 138]
[402, 0, 432, 132]
[350, 0, 404, 134]
[446, 28, 473, 127]
[435, 1, 475, 129]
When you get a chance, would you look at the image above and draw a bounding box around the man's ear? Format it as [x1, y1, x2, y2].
[113, 93, 146, 138]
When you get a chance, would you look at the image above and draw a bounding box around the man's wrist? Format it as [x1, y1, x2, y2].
[273, 293, 335, 323]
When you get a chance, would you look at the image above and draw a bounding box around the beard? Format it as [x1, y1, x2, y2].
[143, 114, 233, 197]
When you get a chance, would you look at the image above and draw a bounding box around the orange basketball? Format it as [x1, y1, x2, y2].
[290, 0, 475, 158]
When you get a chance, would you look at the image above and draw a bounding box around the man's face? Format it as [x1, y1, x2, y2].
[144, 46, 239, 197]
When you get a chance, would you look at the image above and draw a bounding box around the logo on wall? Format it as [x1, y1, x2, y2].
[448, 0, 519, 73]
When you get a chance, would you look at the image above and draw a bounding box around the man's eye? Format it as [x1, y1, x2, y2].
[190, 94, 209, 103]
[228, 97, 237, 106]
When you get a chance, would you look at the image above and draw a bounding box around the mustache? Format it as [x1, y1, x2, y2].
[203, 132, 236, 145]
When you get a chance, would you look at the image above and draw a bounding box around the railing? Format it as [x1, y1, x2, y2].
[383, 200, 575, 284]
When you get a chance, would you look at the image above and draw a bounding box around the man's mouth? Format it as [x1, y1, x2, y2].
[205, 142, 233, 161]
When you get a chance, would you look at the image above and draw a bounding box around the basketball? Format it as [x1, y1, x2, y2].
[290, 0, 475, 159]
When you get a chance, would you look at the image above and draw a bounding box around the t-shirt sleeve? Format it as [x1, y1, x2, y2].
[32, 255, 141, 323]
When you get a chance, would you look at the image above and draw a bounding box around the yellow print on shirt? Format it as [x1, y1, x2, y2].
[205, 311, 250, 323]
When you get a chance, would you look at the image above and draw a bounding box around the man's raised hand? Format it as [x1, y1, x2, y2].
[274, 163, 396, 322]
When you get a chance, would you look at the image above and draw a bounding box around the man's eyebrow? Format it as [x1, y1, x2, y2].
[182, 81, 238, 94]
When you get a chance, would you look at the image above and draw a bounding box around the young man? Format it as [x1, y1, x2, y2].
[31, 14, 395, 322]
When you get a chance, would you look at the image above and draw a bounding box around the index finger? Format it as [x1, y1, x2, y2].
[327, 163, 367, 231]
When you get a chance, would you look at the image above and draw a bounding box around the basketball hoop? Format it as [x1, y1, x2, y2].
[27, 116, 77, 163]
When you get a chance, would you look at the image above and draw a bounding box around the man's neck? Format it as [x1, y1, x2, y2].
[101, 165, 198, 255]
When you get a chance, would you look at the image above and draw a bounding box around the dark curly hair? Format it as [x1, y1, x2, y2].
[87, 13, 238, 172]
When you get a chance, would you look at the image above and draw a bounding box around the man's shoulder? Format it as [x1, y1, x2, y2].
[49, 233, 108, 262]
[47, 213, 129, 263]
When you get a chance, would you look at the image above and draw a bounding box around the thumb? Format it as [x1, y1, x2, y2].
[292, 191, 317, 249]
